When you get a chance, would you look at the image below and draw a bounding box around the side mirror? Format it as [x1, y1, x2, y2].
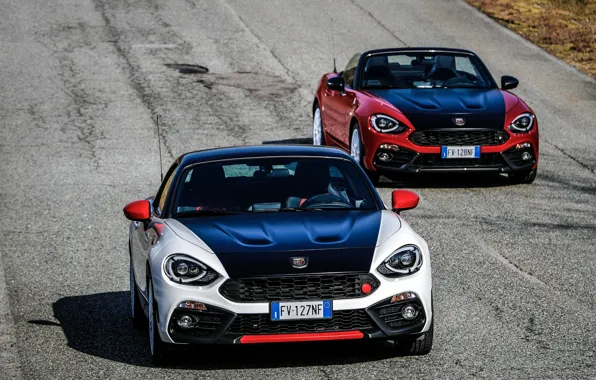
[391, 190, 420, 213]
[123, 200, 151, 221]
[501, 75, 519, 90]
[326, 76, 345, 92]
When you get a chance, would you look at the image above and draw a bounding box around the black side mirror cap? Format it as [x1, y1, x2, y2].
[326, 76, 345, 92]
[501, 75, 519, 90]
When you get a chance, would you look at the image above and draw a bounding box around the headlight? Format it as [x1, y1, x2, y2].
[509, 113, 535, 133]
[370, 114, 405, 133]
[164, 254, 219, 285]
[376, 245, 422, 277]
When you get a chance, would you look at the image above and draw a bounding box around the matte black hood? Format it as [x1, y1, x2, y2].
[176, 211, 382, 277]
[367, 88, 506, 130]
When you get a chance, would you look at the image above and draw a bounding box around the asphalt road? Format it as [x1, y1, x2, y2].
[1, 0, 595, 379]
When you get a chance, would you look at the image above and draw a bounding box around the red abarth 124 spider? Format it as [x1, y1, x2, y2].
[312, 48, 539, 184]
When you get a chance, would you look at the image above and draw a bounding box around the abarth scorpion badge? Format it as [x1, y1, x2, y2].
[290, 257, 308, 269]
[453, 117, 466, 126]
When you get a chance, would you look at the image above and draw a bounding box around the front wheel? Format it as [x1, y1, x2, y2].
[508, 168, 537, 184]
[130, 262, 146, 329]
[148, 278, 168, 365]
[350, 124, 379, 185]
[312, 105, 325, 145]
[394, 319, 434, 356]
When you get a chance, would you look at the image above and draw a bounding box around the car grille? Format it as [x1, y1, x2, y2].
[228, 309, 372, 334]
[413, 153, 504, 168]
[502, 148, 535, 167]
[409, 130, 509, 146]
[370, 299, 426, 330]
[169, 307, 230, 337]
[374, 302, 425, 329]
[219, 273, 380, 302]
[374, 148, 416, 167]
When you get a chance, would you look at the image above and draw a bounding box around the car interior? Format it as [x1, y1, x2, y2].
[361, 53, 488, 89]
[174, 160, 376, 214]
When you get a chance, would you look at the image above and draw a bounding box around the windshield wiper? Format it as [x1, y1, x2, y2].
[278, 207, 319, 212]
[306, 207, 369, 211]
[363, 85, 407, 90]
[174, 209, 243, 218]
[443, 83, 485, 88]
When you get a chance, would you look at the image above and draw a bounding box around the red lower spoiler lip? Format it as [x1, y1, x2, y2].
[239, 331, 364, 344]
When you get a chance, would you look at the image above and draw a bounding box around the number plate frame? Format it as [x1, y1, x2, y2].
[441, 146, 481, 159]
[270, 300, 333, 321]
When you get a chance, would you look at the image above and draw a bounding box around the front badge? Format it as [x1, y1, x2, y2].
[453, 117, 466, 126]
[290, 257, 308, 269]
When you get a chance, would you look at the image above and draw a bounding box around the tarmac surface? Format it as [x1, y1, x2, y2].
[1, 0, 595, 379]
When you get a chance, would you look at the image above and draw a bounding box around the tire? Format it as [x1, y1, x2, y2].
[394, 319, 434, 356]
[312, 105, 325, 145]
[508, 168, 537, 184]
[350, 123, 379, 185]
[130, 262, 146, 330]
[148, 278, 169, 365]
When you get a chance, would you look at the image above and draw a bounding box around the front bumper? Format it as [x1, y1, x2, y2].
[361, 127, 539, 174]
[371, 144, 537, 173]
[152, 269, 432, 345]
[165, 295, 427, 345]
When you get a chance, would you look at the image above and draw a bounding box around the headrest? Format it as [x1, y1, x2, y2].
[434, 55, 456, 70]
[188, 165, 225, 187]
[366, 55, 389, 70]
[294, 161, 330, 182]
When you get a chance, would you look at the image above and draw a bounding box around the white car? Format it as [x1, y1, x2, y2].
[124, 145, 433, 364]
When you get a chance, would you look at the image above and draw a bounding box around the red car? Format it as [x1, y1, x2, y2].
[312, 48, 538, 184]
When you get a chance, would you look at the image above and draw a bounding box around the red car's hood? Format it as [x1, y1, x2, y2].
[366, 88, 507, 130]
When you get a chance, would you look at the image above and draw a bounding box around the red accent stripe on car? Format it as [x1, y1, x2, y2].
[239, 331, 364, 344]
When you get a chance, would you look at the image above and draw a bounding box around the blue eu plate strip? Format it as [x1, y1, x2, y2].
[323, 300, 332, 319]
[474, 146, 481, 158]
[271, 302, 281, 321]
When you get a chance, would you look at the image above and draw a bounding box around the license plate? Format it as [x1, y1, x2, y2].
[441, 146, 480, 159]
[271, 300, 332, 321]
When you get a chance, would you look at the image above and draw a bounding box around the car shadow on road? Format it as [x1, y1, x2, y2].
[262, 138, 313, 145]
[53, 292, 397, 369]
[376, 172, 512, 189]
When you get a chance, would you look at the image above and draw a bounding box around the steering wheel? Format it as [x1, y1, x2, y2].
[300, 194, 353, 209]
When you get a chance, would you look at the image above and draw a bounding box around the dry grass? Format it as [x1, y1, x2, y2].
[466, 0, 596, 77]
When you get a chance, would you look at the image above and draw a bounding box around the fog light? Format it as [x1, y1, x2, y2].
[521, 152, 532, 161]
[177, 301, 207, 311]
[177, 314, 194, 329]
[379, 153, 391, 161]
[402, 305, 418, 320]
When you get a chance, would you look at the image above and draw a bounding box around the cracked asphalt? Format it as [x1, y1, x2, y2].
[1, 0, 595, 379]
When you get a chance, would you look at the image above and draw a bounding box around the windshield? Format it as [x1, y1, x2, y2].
[172, 157, 379, 216]
[360, 52, 495, 90]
